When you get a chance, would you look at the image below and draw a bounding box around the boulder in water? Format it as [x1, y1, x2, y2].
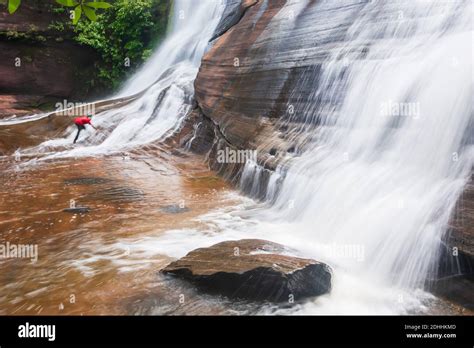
[161, 239, 332, 302]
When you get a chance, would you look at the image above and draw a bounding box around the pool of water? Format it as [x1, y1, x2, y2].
[0, 148, 469, 315]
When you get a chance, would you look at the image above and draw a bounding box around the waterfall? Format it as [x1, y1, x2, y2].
[119, 0, 225, 96]
[1, 0, 471, 314]
[79, 0, 471, 314]
[20, 0, 225, 158]
[242, 0, 473, 294]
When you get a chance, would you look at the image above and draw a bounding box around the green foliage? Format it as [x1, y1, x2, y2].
[141, 49, 152, 61]
[51, 6, 66, 14]
[8, 0, 21, 14]
[1, 0, 170, 95]
[72, 5, 82, 24]
[3, 0, 112, 24]
[2, 29, 49, 43]
[74, 0, 169, 91]
[48, 20, 66, 32]
[56, 0, 78, 5]
[55, 0, 113, 24]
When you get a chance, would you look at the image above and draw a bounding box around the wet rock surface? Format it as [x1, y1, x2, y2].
[161, 239, 332, 302]
[64, 177, 114, 186]
[194, 0, 369, 166]
[62, 206, 91, 214]
[0, 2, 99, 109]
[160, 205, 190, 214]
[210, 0, 257, 41]
[87, 186, 145, 203]
[438, 171, 474, 304]
[430, 275, 474, 310]
[446, 172, 474, 271]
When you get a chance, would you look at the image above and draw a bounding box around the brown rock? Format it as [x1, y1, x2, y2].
[0, 1, 109, 117]
[161, 239, 332, 302]
[440, 171, 474, 278]
[0, 41, 97, 99]
[0, 95, 45, 118]
[448, 172, 474, 258]
[430, 276, 474, 310]
[190, 0, 372, 197]
[0, 1, 99, 101]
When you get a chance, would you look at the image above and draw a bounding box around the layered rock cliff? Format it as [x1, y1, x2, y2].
[0, 1, 99, 117]
[0, 0, 171, 118]
[179, 0, 473, 304]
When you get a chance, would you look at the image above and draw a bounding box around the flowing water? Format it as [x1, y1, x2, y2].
[237, 0, 473, 313]
[0, 0, 472, 315]
[3, 0, 225, 159]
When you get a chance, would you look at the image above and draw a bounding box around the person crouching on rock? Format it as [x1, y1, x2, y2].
[73, 115, 97, 144]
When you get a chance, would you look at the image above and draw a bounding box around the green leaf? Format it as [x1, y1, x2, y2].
[82, 5, 97, 21]
[85, 2, 112, 9]
[8, 0, 21, 14]
[72, 4, 82, 25]
[56, 0, 78, 7]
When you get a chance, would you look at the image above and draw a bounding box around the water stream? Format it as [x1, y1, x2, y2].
[0, 0, 472, 315]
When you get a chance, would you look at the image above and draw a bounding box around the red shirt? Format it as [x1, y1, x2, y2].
[74, 117, 92, 126]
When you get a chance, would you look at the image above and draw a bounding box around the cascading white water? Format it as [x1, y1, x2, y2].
[21, 0, 225, 158]
[119, 0, 224, 97]
[233, 0, 473, 312]
[140, 0, 472, 314]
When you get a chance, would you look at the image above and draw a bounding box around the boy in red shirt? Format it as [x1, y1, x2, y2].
[73, 115, 97, 144]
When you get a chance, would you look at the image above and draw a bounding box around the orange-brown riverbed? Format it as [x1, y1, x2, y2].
[0, 148, 470, 316]
[0, 148, 256, 315]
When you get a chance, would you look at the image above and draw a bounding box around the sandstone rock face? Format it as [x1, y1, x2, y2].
[448, 173, 474, 257]
[0, 95, 49, 118]
[432, 177, 474, 308]
[0, 41, 96, 98]
[443, 171, 474, 276]
[195, 0, 287, 155]
[210, 0, 257, 41]
[430, 276, 474, 310]
[190, 0, 374, 197]
[194, 0, 370, 169]
[161, 239, 332, 302]
[0, 2, 99, 116]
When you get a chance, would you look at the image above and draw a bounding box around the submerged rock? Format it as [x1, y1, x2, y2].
[430, 276, 474, 310]
[161, 239, 332, 302]
[87, 186, 145, 203]
[160, 205, 190, 214]
[445, 172, 474, 276]
[63, 207, 91, 214]
[64, 177, 113, 186]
